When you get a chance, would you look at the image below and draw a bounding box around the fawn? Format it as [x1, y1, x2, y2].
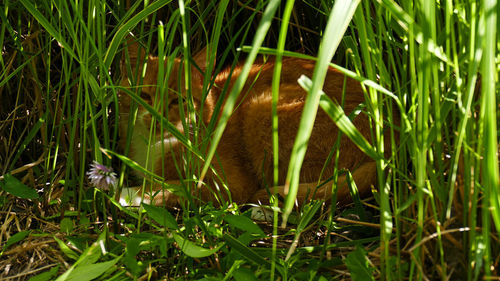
[119, 41, 379, 207]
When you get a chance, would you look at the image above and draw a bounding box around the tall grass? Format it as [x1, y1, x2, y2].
[0, 0, 498, 280]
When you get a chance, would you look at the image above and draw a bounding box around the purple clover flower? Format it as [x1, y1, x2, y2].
[87, 161, 117, 190]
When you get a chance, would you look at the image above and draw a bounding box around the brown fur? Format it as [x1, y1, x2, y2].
[119, 41, 378, 207]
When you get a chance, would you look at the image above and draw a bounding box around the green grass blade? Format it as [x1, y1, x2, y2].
[0, 50, 41, 88]
[103, 0, 172, 69]
[285, 201, 321, 260]
[199, 0, 281, 185]
[297, 75, 379, 160]
[19, 0, 78, 61]
[378, 0, 452, 66]
[223, 233, 285, 277]
[282, 0, 361, 226]
[482, 0, 500, 228]
[480, 4, 499, 277]
[7, 111, 47, 172]
[269, 0, 296, 279]
[115, 87, 200, 158]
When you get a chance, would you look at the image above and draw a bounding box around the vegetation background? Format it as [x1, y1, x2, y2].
[0, 0, 498, 280]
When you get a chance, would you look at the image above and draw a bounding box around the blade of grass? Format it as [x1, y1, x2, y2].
[223, 233, 285, 277]
[19, 0, 78, 61]
[446, 23, 482, 221]
[0, 50, 41, 88]
[198, 0, 281, 188]
[378, 0, 453, 67]
[282, 0, 361, 226]
[480, 0, 498, 277]
[481, 0, 499, 236]
[297, 75, 379, 160]
[103, 0, 172, 70]
[269, 0, 295, 279]
[115, 87, 200, 158]
[352, 4, 393, 278]
[284, 201, 321, 261]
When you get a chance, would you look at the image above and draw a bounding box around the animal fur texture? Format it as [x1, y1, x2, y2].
[119, 41, 379, 207]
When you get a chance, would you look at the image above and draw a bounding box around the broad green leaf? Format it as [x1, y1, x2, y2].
[0, 174, 39, 199]
[71, 232, 106, 267]
[60, 218, 74, 234]
[1, 230, 30, 254]
[233, 267, 260, 281]
[56, 232, 108, 281]
[143, 203, 179, 230]
[65, 257, 120, 281]
[344, 246, 375, 281]
[28, 265, 59, 281]
[124, 236, 144, 275]
[173, 233, 223, 258]
[224, 215, 265, 236]
[53, 236, 79, 261]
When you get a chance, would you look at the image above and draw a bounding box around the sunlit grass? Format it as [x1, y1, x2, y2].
[0, 0, 498, 279]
